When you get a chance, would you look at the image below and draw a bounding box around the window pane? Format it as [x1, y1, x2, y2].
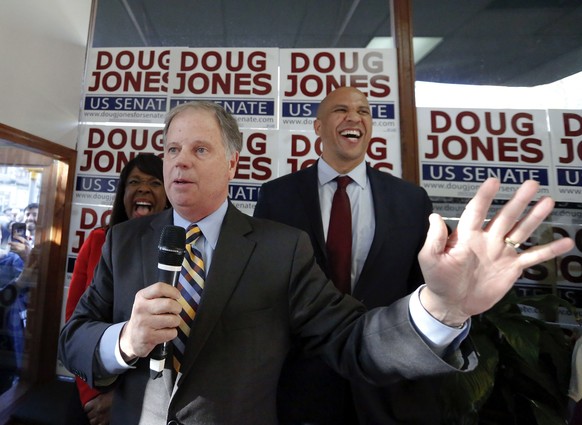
[412, 0, 582, 87]
[0, 142, 64, 400]
[91, 0, 392, 49]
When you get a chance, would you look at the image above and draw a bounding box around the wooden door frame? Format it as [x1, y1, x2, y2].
[392, 0, 419, 185]
[0, 123, 76, 422]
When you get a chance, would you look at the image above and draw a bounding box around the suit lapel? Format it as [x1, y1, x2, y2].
[176, 203, 255, 381]
[354, 166, 390, 290]
[297, 163, 327, 260]
[136, 210, 176, 394]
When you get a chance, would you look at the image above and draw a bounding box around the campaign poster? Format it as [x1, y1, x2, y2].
[279, 48, 399, 133]
[65, 204, 112, 272]
[278, 130, 321, 175]
[59, 203, 112, 377]
[81, 48, 171, 123]
[444, 218, 582, 324]
[514, 221, 582, 324]
[168, 48, 279, 129]
[277, 48, 400, 178]
[278, 130, 401, 177]
[548, 110, 582, 203]
[74, 124, 164, 206]
[229, 129, 279, 215]
[66, 123, 164, 326]
[418, 108, 554, 199]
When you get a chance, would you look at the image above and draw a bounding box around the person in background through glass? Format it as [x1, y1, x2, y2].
[3, 203, 39, 383]
[3, 207, 21, 223]
[0, 227, 25, 393]
[8, 203, 38, 262]
[65, 153, 168, 425]
[23, 203, 38, 243]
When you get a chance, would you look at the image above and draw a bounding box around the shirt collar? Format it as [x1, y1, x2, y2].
[172, 199, 227, 250]
[317, 157, 367, 189]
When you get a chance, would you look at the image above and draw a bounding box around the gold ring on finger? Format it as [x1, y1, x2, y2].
[504, 237, 521, 249]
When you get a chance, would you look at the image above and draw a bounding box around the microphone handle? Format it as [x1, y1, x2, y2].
[150, 264, 181, 379]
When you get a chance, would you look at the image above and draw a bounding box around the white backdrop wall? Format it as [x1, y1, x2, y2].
[0, 0, 91, 149]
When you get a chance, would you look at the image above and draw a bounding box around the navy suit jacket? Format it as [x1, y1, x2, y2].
[254, 162, 441, 424]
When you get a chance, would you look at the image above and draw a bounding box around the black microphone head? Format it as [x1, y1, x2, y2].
[158, 225, 186, 266]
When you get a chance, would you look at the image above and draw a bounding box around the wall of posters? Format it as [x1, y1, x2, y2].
[65, 46, 581, 327]
[64, 46, 401, 304]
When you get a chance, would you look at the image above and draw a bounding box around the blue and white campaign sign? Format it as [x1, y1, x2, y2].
[548, 110, 582, 203]
[279, 49, 399, 133]
[168, 48, 279, 129]
[82, 48, 171, 123]
[417, 108, 554, 199]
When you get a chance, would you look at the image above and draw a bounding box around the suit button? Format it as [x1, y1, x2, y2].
[167, 420, 181, 425]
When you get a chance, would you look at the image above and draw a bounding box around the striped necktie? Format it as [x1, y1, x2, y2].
[173, 224, 205, 373]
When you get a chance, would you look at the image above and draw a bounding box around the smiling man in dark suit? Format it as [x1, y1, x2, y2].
[254, 86, 437, 424]
[59, 100, 573, 425]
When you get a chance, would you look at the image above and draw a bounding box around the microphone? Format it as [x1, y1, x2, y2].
[150, 225, 186, 379]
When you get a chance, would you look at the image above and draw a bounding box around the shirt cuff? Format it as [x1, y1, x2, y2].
[98, 321, 137, 375]
[409, 285, 470, 357]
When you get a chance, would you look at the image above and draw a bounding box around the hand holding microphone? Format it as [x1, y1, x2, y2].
[149, 225, 185, 379]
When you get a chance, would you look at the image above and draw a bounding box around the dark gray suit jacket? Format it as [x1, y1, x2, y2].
[254, 162, 439, 424]
[59, 204, 470, 425]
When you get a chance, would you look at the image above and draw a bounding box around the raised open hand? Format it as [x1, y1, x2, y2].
[418, 178, 574, 327]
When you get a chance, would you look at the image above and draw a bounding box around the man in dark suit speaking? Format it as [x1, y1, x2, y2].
[59, 100, 573, 425]
[254, 86, 437, 424]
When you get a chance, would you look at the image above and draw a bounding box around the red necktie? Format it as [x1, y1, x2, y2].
[326, 176, 352, 294]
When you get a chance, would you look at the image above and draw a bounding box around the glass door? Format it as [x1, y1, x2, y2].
[0, 124, 75, 420]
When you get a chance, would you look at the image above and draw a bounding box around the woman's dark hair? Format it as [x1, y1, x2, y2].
[108, 153, 167, 227]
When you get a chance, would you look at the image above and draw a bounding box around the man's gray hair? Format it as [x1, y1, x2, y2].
[163, 101, 243, 157]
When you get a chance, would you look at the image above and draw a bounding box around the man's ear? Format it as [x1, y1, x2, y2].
[313, 119, 321, 136]
[228, 151, 240, 180]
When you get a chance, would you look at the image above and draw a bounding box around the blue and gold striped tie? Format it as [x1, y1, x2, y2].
[173, 224, 205, 373]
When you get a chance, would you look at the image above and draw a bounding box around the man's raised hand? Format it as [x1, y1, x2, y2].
[418, 178, 574, 327]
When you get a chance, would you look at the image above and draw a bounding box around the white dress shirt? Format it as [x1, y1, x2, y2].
[318, 158, 374, 292]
